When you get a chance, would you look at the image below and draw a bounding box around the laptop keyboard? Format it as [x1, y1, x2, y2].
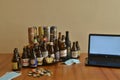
[89, 57, 120, 67]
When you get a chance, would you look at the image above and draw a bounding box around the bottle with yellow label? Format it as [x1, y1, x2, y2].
[12, 48, 21, 71]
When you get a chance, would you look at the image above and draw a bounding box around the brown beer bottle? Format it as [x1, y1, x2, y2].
[29, 48, 37, 68]
[36, 46, 43, 66]
[58, 32, 62, 49]
[12, 48, 21, 71]
[71, 42, 79, 59]
[59, 38, 67, 61]
[41, 41, 48, 58]
[76, 41, 80, 58]
[21, 47, 29, 68]
[54, 39, 60, 62]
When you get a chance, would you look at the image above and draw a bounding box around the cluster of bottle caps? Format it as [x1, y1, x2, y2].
[11, 26, 81, 71]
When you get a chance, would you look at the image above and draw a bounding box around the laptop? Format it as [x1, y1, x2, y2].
[85, 33, 120, 68]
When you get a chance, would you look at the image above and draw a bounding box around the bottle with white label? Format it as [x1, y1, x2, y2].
[71, 42, 79, 59]
[36, 46, 43, 66]
[21, 47, 29, 68]
[60, 36, 67, 61]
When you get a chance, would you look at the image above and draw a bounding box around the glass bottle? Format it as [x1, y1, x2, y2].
[58, 32, 62, 49]
[76, 41, 80, 58]
[41, 41, 48, 58]
[59, 40, 67, 61]
[29, 48, 37, 68]
[65, 31, 71, 59]
[71, 42, 79, 59]
[36, 46, 43, 66]
[12, 48, 21, 71]
[54, 39, 60, 62]
[21, 47, 29, 68]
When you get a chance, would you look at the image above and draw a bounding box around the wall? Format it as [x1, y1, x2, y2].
[0, 0, 120, 53]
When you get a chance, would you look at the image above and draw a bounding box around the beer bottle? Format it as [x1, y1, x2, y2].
[59, 39, 67, 61]
[76, 41, 80, 58]
[29, 48, 37, 68]
[58, 32, 62, 49]
[41, 41, 48, 58]
[21, 47, 29, 68]
[12, 48, 21, 71]
[36, 46, 43, 66]
[54, 39, 60, 62]
[61, 35, 65, 43]
[71, 42, 79, 59]
[44, 42, 55, 64]
[65, 31, 71, 59]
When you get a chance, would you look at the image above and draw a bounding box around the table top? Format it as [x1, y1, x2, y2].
[0, 53, 120, 80]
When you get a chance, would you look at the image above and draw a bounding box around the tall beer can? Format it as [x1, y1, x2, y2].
[50, 26, 57, 42]
[28, 27, 35, 45]
[43, 26, 50, 42]
[38, 26, 44, 40]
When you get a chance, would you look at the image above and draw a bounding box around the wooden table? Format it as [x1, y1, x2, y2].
[1, 53, 120, 80]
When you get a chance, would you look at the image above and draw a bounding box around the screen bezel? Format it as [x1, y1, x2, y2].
[88, 33, 120, 58]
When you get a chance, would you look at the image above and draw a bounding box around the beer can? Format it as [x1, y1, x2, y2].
[50, 26, 57, 42]
[43, 26, 50, 42]
[38, 26, 44, 39]
[28, 27, 35, 45]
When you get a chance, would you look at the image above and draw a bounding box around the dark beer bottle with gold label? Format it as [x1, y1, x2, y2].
[71, 42, 79, 59]
[12, 48, 21, 71]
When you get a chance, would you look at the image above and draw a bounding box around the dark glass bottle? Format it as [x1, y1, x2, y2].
[58, 32, 62, 49]
[54, 39, 60, 62]
[41, 41, 48, 58]
[65, 31, 71, 59]
[59, 40, 67, 61]
[71, 42, 79, 59]
[36, 46, 43, 66]
[21, 47, 29, 68]
[12, 48, 21, 71]
[76, 41, 80, 58]
[29, 48, 37, 68]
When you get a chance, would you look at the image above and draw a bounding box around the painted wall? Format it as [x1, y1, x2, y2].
[0, 0, 120, 53]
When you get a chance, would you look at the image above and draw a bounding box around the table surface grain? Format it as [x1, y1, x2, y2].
[0, 53, 120, 80]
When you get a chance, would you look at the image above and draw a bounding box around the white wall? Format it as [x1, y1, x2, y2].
[0, 0, 120, 53]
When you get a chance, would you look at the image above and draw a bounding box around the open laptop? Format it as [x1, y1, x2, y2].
[85, 33, 120, 68]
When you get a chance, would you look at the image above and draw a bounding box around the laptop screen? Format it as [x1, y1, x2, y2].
[89, 34, 120, 56]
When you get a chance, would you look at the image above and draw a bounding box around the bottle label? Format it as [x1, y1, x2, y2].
[30, 59, 37, 67]
[60, 49, 67, 57]
[22, 58, 29, 67]
[55, 51, 60, 61]
[78, 50, 80, 56]
[37, 57, 43, 65]
[72, 51, 78, 58]
[12, 62, 18, 70]
[42, 51, 48, 57]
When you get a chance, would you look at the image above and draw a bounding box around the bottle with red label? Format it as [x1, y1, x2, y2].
[21, 47, 29, 68]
